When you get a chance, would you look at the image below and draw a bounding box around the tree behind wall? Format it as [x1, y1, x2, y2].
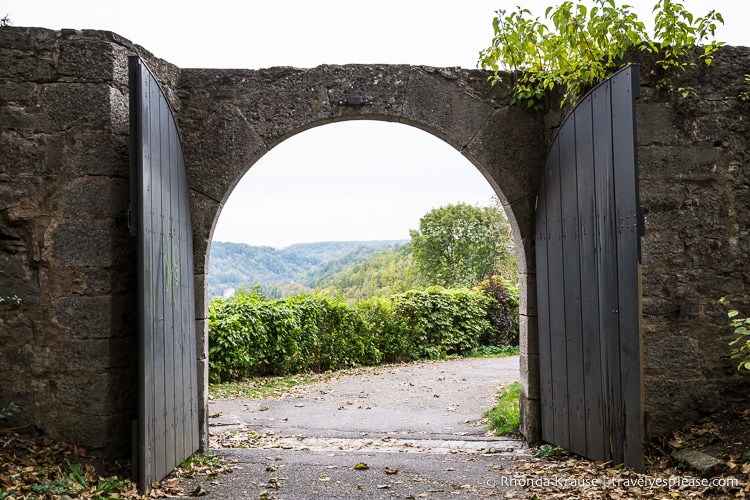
[409, 202, 517, 288]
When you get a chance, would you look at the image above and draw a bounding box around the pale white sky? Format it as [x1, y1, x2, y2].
[4, 1, 747, 247]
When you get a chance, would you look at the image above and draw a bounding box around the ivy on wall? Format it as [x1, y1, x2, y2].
[478, 0, 723, 109]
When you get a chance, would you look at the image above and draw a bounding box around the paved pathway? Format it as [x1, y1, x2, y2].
[185, 356, 528, 499]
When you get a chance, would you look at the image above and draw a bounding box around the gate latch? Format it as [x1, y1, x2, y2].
[337, 96, 373, 106]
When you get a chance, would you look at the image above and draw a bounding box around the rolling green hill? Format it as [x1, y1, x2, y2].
[208, 240, 407, 298]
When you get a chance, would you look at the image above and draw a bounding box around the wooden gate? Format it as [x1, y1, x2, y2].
[129, 56, 199, 490]
[535, 65, 644, 470]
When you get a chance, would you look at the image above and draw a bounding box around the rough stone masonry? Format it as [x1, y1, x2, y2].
[0, 26, 748, 458]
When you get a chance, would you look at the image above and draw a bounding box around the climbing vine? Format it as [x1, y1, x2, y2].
[720, 297, 750, 371]
[478, 0, 723, 109]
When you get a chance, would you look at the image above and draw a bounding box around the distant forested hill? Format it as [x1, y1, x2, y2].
[208, 240, 407, 298]
[307, 244, 420, 300]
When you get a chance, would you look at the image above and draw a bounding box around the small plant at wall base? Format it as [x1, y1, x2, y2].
[478, 0, 723, 109]
[720, 297, 750, 371]
[0, 295, 21, 306]
[740, 75, 750, 102]
[0, 402, 18, 423]
[484, 381, 520, 435]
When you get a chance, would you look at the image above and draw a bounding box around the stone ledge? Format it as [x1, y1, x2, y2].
[672, 449, 725, 477]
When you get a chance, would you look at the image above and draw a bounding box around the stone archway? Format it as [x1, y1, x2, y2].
[174, 64, 547, 448]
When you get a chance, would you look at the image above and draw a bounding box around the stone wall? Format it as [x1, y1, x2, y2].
[635, 47, 750, 436]
[0, 26, 748, 458]
[0, 27, 177, 456]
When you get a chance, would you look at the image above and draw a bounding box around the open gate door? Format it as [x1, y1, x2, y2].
[129, 56, 199, 490]
[535, 65, 644, 470]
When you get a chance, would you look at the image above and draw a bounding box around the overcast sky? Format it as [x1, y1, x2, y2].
[4, 1, 748, 247]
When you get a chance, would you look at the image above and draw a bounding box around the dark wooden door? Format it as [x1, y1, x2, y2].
[129, 56, 199, 490]
[535, 65, 643, 470]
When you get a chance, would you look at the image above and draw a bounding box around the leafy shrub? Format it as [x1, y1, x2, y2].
[720, 297, 750, 371]
[355, 297, 409, 363]
[476, 275, 519, 346]
[209, 289, 383, 383]
[392, 286, 493, 359]
[209, 286, 507, 383]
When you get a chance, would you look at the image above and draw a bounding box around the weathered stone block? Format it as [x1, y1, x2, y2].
[402, 67, 495, 149]
[0, 81, 38, 102]
[193, 274, 209, 320]
[672, 449, 724, 477]
[465, 107, 545, 206]
[0, 26, 57, 52]
[0, 52, 56, 81]
[519, 315, 538, 356]
[644, 377, 721, 438]
[57, 176, 129, 217]
[518, 273, 537, 317]
[48, 218, 132, 267]
[325, 64, 411, 125]
[519, 394, 541, 445]
[520, 353, 540, 400]
[55, 372, 114, 414]
[195, 318, 208, 361]
[65, 129, 129, 177]
[181, 105, 267, 203]
[58, 39, 117, 82]
[39, 83, 113, 132]
[189, 189, 221, 275]
[505, 193, 538, 275]
[643, 336, 703, 378]
[51, 296, 134, 340]
[196, 357, 210, 452]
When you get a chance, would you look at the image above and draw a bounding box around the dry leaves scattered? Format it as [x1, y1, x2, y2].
[0, 430, 140, 499]
[0, 429, 234, 499]
[504, 451, 748, 499]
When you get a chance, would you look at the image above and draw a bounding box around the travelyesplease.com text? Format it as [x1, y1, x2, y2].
[484, 475, 739, 490]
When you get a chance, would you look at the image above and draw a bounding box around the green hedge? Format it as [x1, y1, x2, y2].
[208, 286, 515, 384]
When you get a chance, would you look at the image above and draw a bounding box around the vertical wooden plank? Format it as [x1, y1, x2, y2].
[150, 77, 168, 481]
[170, 115, 186, 463]
[559, 114, 586, 457]
[144, 65, 158, 488]
[611, 66, 644, 472]
[131, 57, 151, 490]
[545, 141, 570, 450]
[574, 96, 606, 462]
[161, 95, 176, 473]
[536, 177, 555, 444]
[592, 79, 623, 463]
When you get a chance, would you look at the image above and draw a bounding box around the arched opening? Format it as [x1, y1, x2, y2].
[180, 63, 545, 454]
[201, 118, 529, 456]
[212, 121, 501, 248]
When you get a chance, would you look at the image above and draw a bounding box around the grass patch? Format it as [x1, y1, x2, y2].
[465, 345, 520, 358]
[484, 381, 520, 435]
[209, 373, 329, 399]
